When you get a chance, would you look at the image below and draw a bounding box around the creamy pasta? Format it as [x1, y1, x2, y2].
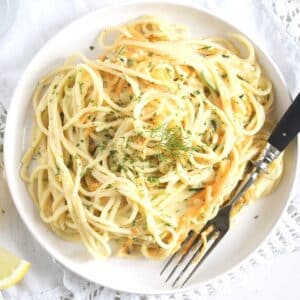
[20, 16, 283, 259]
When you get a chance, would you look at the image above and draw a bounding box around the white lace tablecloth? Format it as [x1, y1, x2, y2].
[0, 0, 300, 299]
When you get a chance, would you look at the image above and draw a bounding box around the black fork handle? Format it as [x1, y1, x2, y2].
[268, 93, 300, 151]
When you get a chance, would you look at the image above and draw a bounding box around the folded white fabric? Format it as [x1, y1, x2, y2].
[0, 0, 299, 299]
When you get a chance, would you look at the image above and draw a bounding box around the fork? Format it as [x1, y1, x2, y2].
[160, 92, 300, 287]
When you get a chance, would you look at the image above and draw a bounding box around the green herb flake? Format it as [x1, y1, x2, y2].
[211, 120, 217, 130]
[118, 164, 127, 172]
[237, 75, 247, 82]
[78, 82, 84, 94]
[96, 143, 106, 151]
[135, 95, 142, 102]
[188, 187, 204, 192]
[127, 59, 135, 67]
[117, 46, 125, 56]
[55, 166, 61, 177]
[147, 176, 159, 184]
[66, 157, 73, 169]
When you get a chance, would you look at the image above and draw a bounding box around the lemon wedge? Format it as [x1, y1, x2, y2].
[0, 248, 30, 290]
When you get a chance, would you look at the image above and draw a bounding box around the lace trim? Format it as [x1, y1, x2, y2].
[0, 103, 6, 171]
[267, 0, 300, 47]
[1, 1, 300, 299]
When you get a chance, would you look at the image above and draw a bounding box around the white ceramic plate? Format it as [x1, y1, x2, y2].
[4, 0, 299, 295]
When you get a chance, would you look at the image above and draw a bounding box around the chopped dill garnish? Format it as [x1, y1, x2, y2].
[156, 153, 165, 162]
[55, 165, 61, 177]
[237, 75, 248, 82]
[188, 187, 204, 192]
[109, 149, 117, 155]
[192, 145, 205, 152]
[78, 82, 84, 94]
[134, 95, 142, 102]
[147, 176, 159, 183]
[66, 157, 73, 169]
[222, 54, 230, 58]
[150, 124, 191, 159]
[211, 120, 217, 130]
[192, 90, 201, 97]
[127, 59, 135, 67]
[117, 46, 125, 56]
[118, 164, 127, 172]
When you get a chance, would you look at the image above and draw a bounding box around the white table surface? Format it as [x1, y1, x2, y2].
[1, 0, 300, 299]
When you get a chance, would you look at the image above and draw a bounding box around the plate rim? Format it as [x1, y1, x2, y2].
[4, 0, 300, 295]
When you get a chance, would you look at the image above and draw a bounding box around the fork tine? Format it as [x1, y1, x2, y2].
[164, 221, 213, 283]
[160, 231, 194, 276]
[160, 251, 179, 276]
[180, 234, 224, 287]
[165, 232, 200, 283]
[171, 230, 216, 287]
